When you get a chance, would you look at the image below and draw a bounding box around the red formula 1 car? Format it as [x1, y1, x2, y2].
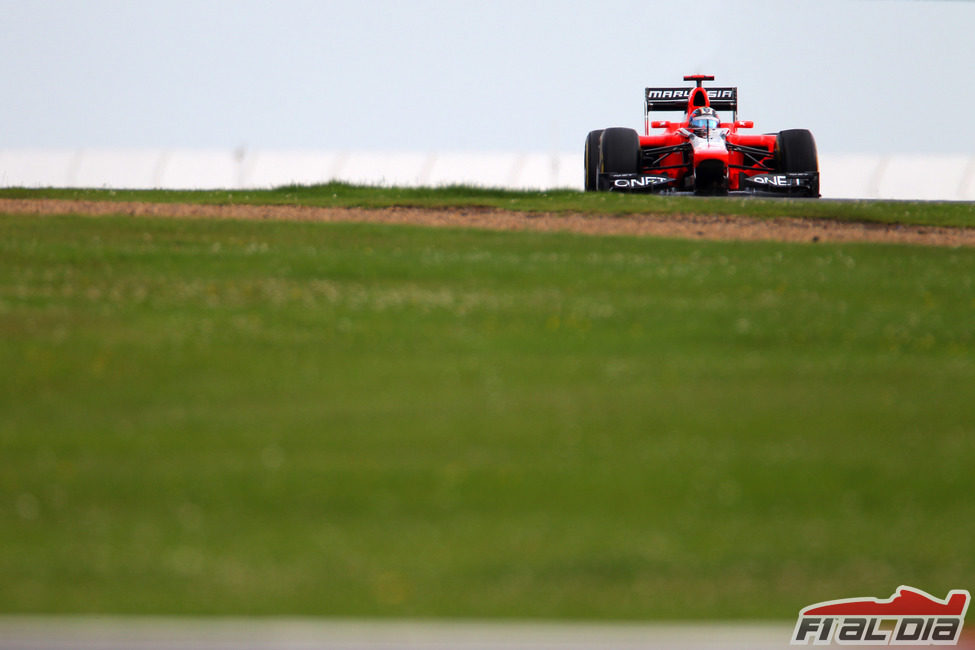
[585, 75, 819, 197]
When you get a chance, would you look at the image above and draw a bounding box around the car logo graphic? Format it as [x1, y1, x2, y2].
[792, 586, 971, 645]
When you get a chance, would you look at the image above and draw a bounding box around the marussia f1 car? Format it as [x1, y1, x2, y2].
[585, 75, 819, 197]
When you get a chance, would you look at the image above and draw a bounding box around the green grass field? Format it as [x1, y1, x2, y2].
[2, 189, 974, 619]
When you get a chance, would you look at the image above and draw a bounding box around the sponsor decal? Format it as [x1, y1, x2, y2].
[611, 175, 670, 189]
[750, 174, 802, 187]
[792, 586, 971, 646]
[708, 89, 734, 99]
[646, 89, 735, 100]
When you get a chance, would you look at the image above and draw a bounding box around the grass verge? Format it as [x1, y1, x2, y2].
[2, 182, 975, 228]
[1, 211, 974, 619]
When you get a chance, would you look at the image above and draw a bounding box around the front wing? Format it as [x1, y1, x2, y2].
[599, 171, 820, 197]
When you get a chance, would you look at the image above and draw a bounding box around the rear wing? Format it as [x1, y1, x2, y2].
[644, 86, 738, 135]
[645, 87, 738, 113]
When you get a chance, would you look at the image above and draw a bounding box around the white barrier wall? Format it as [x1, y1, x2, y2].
[2, 149, 974, 200]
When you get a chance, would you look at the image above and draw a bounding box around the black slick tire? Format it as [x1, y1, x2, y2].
[599, 127, 640, 175]
[584, 129, 604, 191]
[776, 129, 818, 172]
[775, 129, 820, 196]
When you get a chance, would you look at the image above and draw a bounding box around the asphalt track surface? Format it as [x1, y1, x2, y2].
[4, 619, 975, 650]
[0, 619, 803, 650]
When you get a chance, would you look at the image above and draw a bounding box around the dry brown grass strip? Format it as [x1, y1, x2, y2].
[3, 198, 974, 247]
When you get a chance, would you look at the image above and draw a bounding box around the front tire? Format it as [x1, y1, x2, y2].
[600, 127, 640, 175]
[776, 129, 820, 196]
[776, 129, 818, 172]
[584, 129, 604, 191]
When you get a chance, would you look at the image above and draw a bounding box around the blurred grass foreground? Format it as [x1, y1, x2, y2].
[2, 209, 974, 619]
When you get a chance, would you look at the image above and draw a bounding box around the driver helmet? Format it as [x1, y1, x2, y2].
[689, 107, 720, 136]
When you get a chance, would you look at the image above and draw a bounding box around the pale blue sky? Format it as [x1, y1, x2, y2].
[2, 0, 973, 154]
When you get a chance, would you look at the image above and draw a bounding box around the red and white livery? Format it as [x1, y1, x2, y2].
[584, 75, 820, 197]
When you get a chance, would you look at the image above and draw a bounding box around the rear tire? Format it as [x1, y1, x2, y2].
[584, 129, 604, 191]
[600, 127, 640, 175]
